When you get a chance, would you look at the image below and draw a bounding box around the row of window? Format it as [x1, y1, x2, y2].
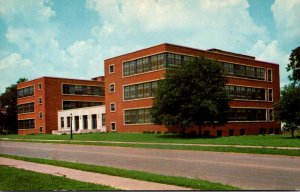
[62, 101, 104, 110]
[124, 108, 151, 124]
[124, 81, 158, 100]
[62, 84, 105, 96]
[17, 86, 34, 98]
[17, 102, 34, 114]
[122, 107, 273, 125]
[226, 85, 266, 101]
[123, 53, 165, 76]
[121, 52, 271, 82]
[18, 119, 35, 129]
[223, 62, 265, 80]
[227, 108, 271, 122]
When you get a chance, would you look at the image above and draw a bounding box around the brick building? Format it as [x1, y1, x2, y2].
[17, 76, 105, 134]
[104, 43, 280, 136]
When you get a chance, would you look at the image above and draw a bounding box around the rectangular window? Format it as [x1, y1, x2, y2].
[83, 115, 88, 129]
[225, 85, 265, 101]
[109, 83, 115, 93]
[109, 64, 115, 74]
[17, 102, 34, 114]
[63, 101, 103, 110]
[110, 103, 116, 112]
[38, 97, 42, 104]
[38, 83, 42, 90]
[67, 116, 71, 127]
[61, 117, 64, 128]
[39, 126, 43, 133]
[124, 108, 152, 125]
[39, 112, 43, 119]
[17, 86, 34, 98]
[227, 108, 267, 121]
[18, 119, 35, 129]
[92, 114, 97, 129]
[62, 84, 104, 96]
[123, 53, 166, 77]
[269, 109, 274, 121]
[101, 113, 106, 126]
[110, 122, 116, 131]
[267, 69, 272, 82]
[124, 81, 159, 101]
[222, 63, 265, 80]
[268, 88, 273, 102]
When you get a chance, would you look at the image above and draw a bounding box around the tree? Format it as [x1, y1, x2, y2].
[0, 78, 28, 134]
[274, 84, 300, 138]
[151, 57, 230, 136]
[286, 46, 300, 83]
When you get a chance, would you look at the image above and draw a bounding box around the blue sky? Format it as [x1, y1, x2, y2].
[0, 0, 300, 93]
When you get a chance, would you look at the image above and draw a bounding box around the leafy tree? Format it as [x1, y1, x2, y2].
[275, 84, 300, 138]
[0, 78, 28, 134]
[286, 46, 300, 83]
[151, 57, 229, 136]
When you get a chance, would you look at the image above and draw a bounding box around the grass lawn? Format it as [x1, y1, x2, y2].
[1, 132, 300, 147]
[0, 154, 240, 190]
[0, 165, 117, 190]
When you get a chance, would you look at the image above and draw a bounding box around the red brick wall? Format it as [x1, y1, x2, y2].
[105, 43, 280, 136]
[17, 77, 105, 134]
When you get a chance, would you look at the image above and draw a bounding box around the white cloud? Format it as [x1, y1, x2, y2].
[271, 0, 300, 40]
[0, 0, 55, 22]
[86, 0, 267, 53]
[247, 40, 290, 87]
[0, 53, 32, 70]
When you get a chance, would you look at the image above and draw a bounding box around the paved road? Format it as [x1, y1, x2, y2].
[1, 141, 299, 190]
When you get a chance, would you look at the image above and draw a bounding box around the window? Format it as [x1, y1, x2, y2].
[109, 83, 115, 93]
[123, 53, 166, 76]
[225, 85, 266, 101]
[227, 108, 266, 121]
[92, 114, 97, 129]
[269, 109, 274, 121]
[267, 69, 272, 82]
[39, 126, 43, 133]
[63, 101, 103, 110]
[62, 84, 104, 96]
[38, 83, 42, 90]
[124, 81, 159, 100]
[222, 63, 265, 80]
[39, 112, 43, 119]
[110, 103, 116, 112]
[109, 64, 115, 74]
[39, 97, 42, 104]
[102, 113, 106, 126]
[83, 115, 88, 129]
[110, 122, 116, 131]
[18, 119, 35, 129]
[67, 116, 71, 127]
[61, 117, 64, 128]
[268, 88, 273, 102]
[124, 108, 152, 124]
[17, 102, 34, 114]
[17, 86, 34, 98]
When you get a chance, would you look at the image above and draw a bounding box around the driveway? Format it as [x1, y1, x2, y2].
[1, 141, 299, 190]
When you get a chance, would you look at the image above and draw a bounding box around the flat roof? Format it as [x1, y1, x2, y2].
[105, 43, 278, 65]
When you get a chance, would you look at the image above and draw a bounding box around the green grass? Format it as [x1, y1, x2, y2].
[0, 154, 240, 190]
[1, 132, 300, 147]
[0, 165, 117, 190]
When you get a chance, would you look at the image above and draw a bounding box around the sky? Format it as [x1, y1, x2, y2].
[0, 0, 300, 93]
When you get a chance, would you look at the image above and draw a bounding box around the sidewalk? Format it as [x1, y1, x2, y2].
[1, 138, 300, 150]
[0, 157, 190, 190]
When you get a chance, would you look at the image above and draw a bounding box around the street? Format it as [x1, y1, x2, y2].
[1, 141, 299, 190]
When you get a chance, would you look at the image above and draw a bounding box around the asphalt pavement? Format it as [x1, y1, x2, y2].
[1, 141, 299, 190]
